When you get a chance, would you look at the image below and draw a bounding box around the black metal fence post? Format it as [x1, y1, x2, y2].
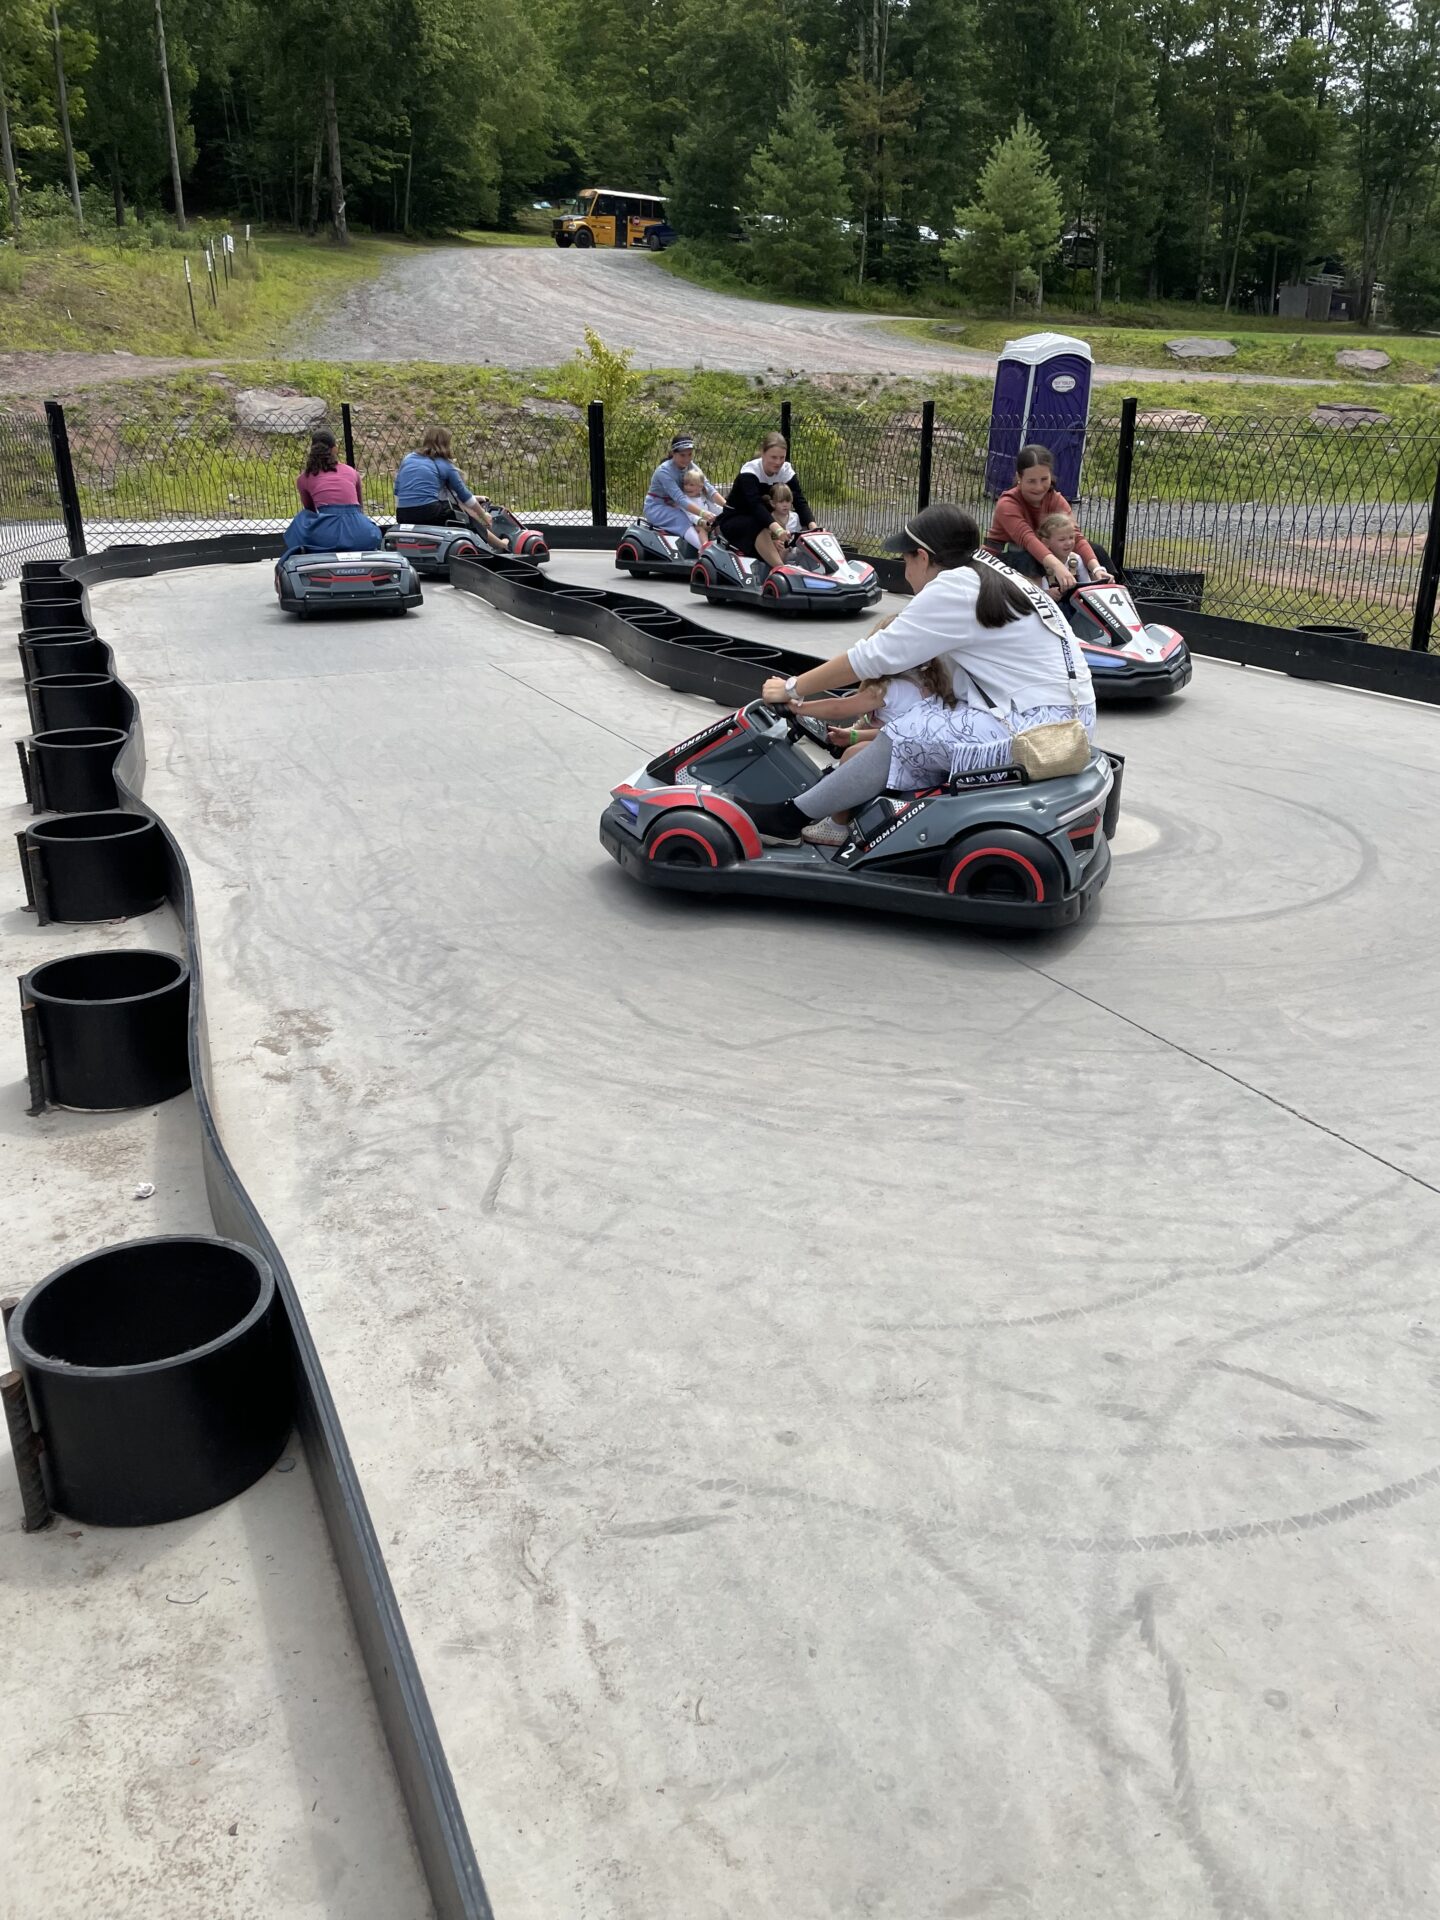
[1109, 396, 1137, 577]
[917, 399, 935, 511]
[45, 401, 86, 559]
[780, 399, 792, 450]
[1410, 454, 1440, 652]
[340, 402, 356, 471]
[587, 400, 607, 528]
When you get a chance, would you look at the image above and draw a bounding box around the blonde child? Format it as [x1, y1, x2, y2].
[680, 468, 726, 548]
[1037, 510, 1093, 587]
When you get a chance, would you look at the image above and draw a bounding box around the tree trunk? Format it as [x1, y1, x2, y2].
[307, 131, 322, 235]
[154, 0, 187, 229]
[324, 68, 347, 245]
[51, 5, 83, 229]
[0, 63, 21, 239]
[1222, 170, 1249, 315]
[1036, 256, 1044, 311]
[110, 146, 125, 228]
[1093, 230, 1106, 311]
[1008, 264, 1016, 314]
[401, 139, 413, 234]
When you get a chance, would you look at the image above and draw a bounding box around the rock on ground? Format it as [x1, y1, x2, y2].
[1165, 337, 1238, 360]
[1334, 348, 1391, 373]
[235, 387, 326, 433]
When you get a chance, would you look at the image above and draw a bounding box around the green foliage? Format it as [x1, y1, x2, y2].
[744, 76, 852, 301]
[946, 114, 1062, 312]
[1386, 235, 1440, 332]
[550, 326, 643, 415]
[0, 243, 22, 290]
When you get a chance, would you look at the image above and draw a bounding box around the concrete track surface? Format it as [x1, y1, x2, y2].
[295, 247, 1322, 386]
[69, 560, 1440, 1919]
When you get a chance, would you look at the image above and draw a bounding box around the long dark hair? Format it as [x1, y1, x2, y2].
[898, 503, 1036, 628]
[303, 429, 339, 477]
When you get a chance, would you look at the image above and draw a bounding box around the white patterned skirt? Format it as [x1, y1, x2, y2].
[885, 696, 1098, 785]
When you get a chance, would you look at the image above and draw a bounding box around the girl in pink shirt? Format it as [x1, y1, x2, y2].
[283, 430, 382, 554]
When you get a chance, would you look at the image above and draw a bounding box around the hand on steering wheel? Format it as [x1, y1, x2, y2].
[762, 675, 794, 706]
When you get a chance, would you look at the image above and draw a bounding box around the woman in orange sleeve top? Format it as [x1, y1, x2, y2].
[986, 443, 1112, 594]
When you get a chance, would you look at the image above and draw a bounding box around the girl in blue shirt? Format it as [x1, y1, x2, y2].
[394, 426, 509, 549]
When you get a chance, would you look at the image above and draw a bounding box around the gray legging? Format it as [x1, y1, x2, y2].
[795, 731, 894, 821]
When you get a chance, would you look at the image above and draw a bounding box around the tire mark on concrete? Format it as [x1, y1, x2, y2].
[1052, 1460, 1440, 1553]
[1209, 1358, 1380, 1425]
[1134, 1587, 1268, 1920]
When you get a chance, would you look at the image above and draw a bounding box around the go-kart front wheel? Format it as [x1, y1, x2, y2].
[943, 827, 1065, 907]
[644, 812, 740, 870]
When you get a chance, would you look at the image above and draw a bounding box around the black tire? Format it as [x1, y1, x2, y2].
[646, 229, 663, 251]
[644, 810, 739, 870]
[942, 827, 1065, 908]
[689, 561, 713, 592]
[574, 227, 595, 249]
[554, 235, 571, 248]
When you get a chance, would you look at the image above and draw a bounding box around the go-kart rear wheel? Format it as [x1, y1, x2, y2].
[450, 538, 481, 560]
[644, 812, 739, 870]
[943, 828, 1065, 907]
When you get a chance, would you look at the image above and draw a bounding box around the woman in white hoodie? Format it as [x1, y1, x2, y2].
[730, 503, 1096, 843]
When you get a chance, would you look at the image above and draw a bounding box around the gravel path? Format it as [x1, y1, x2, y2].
[293, 246, 1332, 385]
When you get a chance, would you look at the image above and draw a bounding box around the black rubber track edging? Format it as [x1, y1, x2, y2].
[450, 549, 833, 707]
[454, 545, 1440, 711]
[36, 536, 494, 1920]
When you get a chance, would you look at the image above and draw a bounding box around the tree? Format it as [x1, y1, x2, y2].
[152, 0, 185, 224]
[946, 112, 1062, 312]
[744, 73, 853, 300]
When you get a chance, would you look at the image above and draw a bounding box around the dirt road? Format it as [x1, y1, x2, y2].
[293, 246, 1327, 385]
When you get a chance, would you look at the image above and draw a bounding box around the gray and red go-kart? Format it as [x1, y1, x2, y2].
[616, 521, 882, 615]
[382, 504, 550, 577]
[691, 527, 882, 616]
[600, 697, 1122, 931]
[275, 549, 423, 617]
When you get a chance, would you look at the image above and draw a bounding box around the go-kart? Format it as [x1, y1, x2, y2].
[614, 519, 703, 581]
[275, 549, 422, 617]
[1063, 579, 1191, 698]
[988, 543, 1190, 699]
[600, 699, 1121, 931]
[690, 529, 882, 616]
[383, 503, 549, 577]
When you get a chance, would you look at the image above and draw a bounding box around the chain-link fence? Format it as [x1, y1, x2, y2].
[4, 390, 1438, 651]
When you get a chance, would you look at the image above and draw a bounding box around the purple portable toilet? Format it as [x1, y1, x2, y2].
[985, 331, 1094, 501]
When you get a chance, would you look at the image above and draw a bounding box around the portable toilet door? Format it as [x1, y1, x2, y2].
[985, 331, 1094, 501]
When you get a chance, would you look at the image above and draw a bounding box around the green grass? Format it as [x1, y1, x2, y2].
[0, 231, 409, 357]
[888, 316, 1440, 383]
[449, 228, 552, 248]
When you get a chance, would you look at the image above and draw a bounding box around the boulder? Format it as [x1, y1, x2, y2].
[235, 387, 326, 434]
[1136, 408, 1210, 433]
[521, 396, 582, 419]
[1335, 348, 1390, 373]
[1164, 336, 1237, 360]
[1309, 402, 1390, 428]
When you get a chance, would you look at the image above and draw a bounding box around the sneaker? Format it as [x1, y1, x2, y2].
[800, 817, 850, 846]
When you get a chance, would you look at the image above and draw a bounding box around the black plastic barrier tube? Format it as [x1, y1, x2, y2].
[20, 947, 190, 1111]
[20, 810, 167, 925]
[8, 1236, 294, 1527]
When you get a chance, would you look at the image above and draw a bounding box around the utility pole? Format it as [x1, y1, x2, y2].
[51, 5, 83, 230]
[154, 0, 187, 230]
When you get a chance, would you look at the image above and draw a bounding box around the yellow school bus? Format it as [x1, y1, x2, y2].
[552, 189, 672, 250]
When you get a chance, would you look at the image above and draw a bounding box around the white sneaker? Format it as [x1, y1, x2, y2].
[800, 817, 850, 847]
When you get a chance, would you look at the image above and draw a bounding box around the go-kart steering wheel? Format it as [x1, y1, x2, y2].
[786, 710, 833, 748]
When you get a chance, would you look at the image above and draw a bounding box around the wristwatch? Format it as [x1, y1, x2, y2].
[783, 676, 801, 703]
